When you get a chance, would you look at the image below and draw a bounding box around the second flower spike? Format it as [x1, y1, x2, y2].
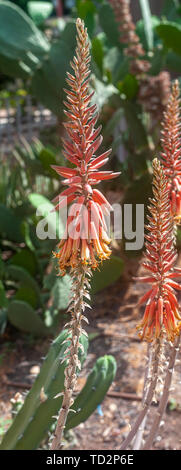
[136, 158, 181, 342]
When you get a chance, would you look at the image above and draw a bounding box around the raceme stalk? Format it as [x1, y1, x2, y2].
[109, 0, 170, 120]
[160, 80, 181, 221]
[50, 18, 120, 449]
[109, 0, 150, 76]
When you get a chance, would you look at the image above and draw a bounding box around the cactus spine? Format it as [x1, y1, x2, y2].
[66, 355, 117, 431]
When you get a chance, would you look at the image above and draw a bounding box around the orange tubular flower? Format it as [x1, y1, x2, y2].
[52, 18, 120, 275]
[161, 80, 181, 220]
[137, 159, 181, 342]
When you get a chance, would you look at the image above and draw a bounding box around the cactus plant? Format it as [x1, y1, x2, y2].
[27, 2, 53, 27]
[0, 329, 88, 450]
[0, 1, 49, 61]
[7, 300, 49, 337]
[30, 37, 75, 116]
[66, 355, 117, 431]
[0, 2, 76, 116]
[0, 330, 116, 450]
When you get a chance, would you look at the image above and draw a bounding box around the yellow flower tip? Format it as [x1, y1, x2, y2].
[76, 17, 84, 28]
[81, 239, 90, 263]
[55, 232, 112, 275]
[101, 242, 112, 255]
[174, 215, 181, 225]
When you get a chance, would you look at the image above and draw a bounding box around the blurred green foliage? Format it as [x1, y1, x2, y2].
[0, 138, 68, 335]
[9, 0, 54, 24]
[27, 2, 53, 26]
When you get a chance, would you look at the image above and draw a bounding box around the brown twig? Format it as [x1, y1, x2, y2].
[3, 380, 31, 389]
[107, 391, 142, 401]
[91, 332, 140, 343]
[143, 332, 181, 449]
